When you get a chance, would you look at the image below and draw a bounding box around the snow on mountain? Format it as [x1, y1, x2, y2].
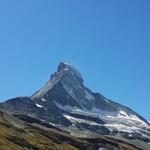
[41, 98, 46, 102]
[63, 114, 101, 126]
[36, 103, 43, 108]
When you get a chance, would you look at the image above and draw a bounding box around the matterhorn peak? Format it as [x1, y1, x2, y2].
[31, 62, 84, 99]
[56, 62, 83, 81]
[57, 62, 71, 72]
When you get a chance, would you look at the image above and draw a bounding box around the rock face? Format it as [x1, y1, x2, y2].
[0, 62, 150, 141]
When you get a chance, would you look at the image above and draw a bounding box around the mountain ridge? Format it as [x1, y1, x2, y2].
[0, 62, 150, 144]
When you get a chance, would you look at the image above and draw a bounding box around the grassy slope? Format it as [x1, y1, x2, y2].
[0, 111, 149, 150]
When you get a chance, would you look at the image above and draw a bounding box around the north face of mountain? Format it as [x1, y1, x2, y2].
[0, 62, 150, 141]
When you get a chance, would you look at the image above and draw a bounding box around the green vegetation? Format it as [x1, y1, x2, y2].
[0, 111, 149, 150]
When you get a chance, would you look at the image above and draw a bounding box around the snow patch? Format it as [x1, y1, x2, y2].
[41, 98, 46, 102]
[128, 134, 132, 137]
[63, 114, 101, 126]
[49, 122, 56, 126]
[36, 103, 43, 108]
[105, 124, 138, 133]
[64, 68, 69, 71]
[118, 110, 148, 126]
[119, 110, 129, 117]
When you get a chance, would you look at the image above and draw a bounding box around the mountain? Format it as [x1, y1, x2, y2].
[0, 62, 150, 144]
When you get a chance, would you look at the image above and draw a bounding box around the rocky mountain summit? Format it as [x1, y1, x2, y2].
[0, 62, 150, 144]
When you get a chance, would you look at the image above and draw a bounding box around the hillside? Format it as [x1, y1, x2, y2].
[0, 110, 149, 150]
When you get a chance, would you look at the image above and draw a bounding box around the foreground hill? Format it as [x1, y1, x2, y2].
[0, 110, 149, 150]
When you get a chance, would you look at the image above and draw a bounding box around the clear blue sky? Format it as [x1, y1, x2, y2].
[0, 1, 150, 120]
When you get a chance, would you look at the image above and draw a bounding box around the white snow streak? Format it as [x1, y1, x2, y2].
[36, 103, 43, 108]
[41, 98, 46, 102]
